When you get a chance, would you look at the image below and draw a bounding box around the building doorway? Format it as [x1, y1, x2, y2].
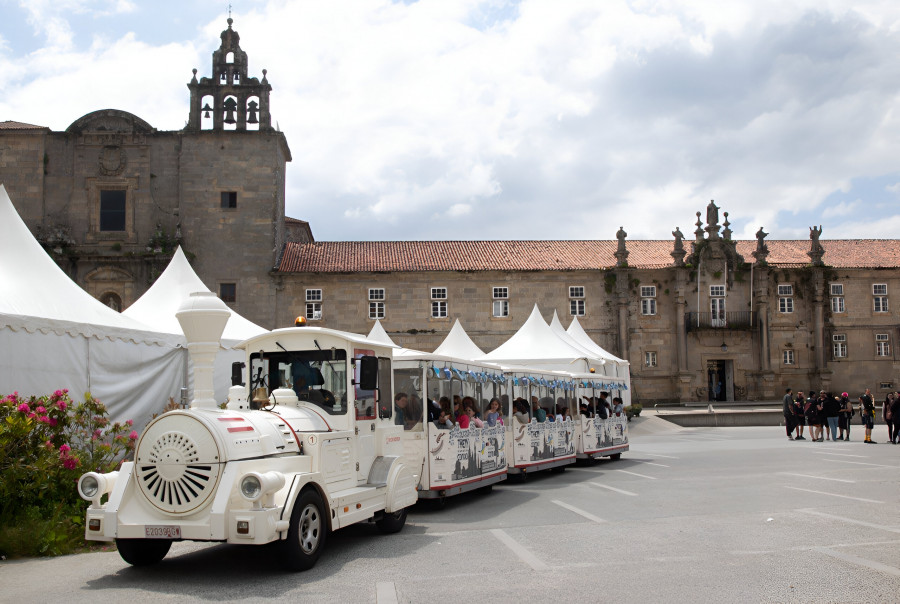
[706, 360, 733, 402]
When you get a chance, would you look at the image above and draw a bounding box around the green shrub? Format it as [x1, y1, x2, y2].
[0, 390, 136, 558]
[625, 404, 643, 419]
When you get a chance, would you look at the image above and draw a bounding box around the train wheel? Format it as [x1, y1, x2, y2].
[282, 489, 327, 571]
[609, 453, 622, 461]
[376, 508, 408, 534]
[115, 538, 171, 566]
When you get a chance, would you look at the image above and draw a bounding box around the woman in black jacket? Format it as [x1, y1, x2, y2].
[837, 392, 852, 441]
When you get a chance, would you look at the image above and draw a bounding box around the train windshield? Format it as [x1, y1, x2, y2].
[250, 350, 348, 415]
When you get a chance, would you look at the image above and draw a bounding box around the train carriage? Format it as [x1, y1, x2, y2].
[392, 351, 509, 498]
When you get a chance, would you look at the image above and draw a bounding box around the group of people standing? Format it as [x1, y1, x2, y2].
[782, 387, 900, 444]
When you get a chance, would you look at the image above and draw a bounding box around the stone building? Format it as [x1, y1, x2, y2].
[1, 21, 898, 403]
[274, 201, 900, 403]
[0, 18, 304, 328]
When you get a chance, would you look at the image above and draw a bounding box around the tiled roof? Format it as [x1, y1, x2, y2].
[285, 216, 309, 225]
[278, 239, 900, 273]
[0, 120, 47, 130]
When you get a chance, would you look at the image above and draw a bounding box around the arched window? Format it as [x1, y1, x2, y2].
[100, 292, 122, 312]
[223, 95, 238, 130]
[246, 95, 260, 131]
[200, 95, 215, 130]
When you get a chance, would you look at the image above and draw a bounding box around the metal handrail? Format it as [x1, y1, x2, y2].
[685, 311, 756, 332]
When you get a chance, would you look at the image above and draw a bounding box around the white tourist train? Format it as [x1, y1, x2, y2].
[77, 296, 629, 569]
[77, 293, 417, 570]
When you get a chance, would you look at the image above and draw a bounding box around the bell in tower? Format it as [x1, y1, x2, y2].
[185, 18, 273, 132]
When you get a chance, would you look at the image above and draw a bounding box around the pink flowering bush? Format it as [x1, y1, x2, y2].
[0, 390, 137, 557]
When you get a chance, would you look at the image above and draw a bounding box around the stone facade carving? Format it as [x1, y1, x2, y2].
[614, 226, 629, 267]
[808, 225, 825, 266]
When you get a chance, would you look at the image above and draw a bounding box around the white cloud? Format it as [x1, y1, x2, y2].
[4, 0, 900, 242]
[822, 199, 862, 218]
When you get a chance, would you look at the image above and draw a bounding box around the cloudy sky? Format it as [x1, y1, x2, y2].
[3, 0, 900, 242]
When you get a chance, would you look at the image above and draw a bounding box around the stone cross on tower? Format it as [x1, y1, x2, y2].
[186, 18, 273, 132]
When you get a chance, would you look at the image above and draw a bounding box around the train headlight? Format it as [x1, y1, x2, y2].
[240, 475, 262, 500]
[78, 471, 119, 508]
[238, 471, 285, 509]
[81, 475, 100, 498]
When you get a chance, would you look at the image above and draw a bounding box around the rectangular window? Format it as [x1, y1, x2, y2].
[368, 288, 385, 301]
[779, 296, 794, 313]
[710, 285, 725, 297]
[783, 350, 795, 365]
[874, 296, 889, 313]
[832, 334, 847, 358]
[831, 296, 845, 313]
[306, 289, 322, 320]
[431, 301, 447, 318]
[880, 382, 894, 390]
[710, 297, 726, 327]
[431, 287, 447, 300]
[492, 300, 509, 318]
[777, 284, 793, 296]
[569, 286, 584, 299]
[876, 334, 890, 357]
[219, 283, 236, 303]
[306, 303, 322, 320]
[644, 351, 657, 368]
[492, 287, 508, 300]
[99, 190, 126, 231]
[640, 285, 657, 316]
[873, 284, 887, 296]
[220, 191, 237, 209]
[830, 284, 844, 296]
[369, 302, 385, 320]
[570, 299, 585, 316]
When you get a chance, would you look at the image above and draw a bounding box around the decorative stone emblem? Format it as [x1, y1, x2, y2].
[98, 145, 126, 176]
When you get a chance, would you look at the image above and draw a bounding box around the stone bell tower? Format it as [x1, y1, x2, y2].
[186, 18, 272, 132]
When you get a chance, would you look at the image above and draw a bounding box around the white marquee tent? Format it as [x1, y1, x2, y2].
[433, 319, 485, 359]
[478, 305, 602, 372]
[478, 305, 630, 402]
[122, 246, 268, 404]
[0, 184, 184, 424]
[366, 320, 397, 347]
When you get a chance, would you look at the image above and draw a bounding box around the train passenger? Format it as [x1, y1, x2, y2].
[561, 407, 572, 421]
[514, 399, 530, 424]
[454, 398, 470, 429]
[531, 396, 547, 422]
[405, 395, 423, 431]
[394, 392, 408, 426]
[612, 397, 624, 417]
[466, 405, 484, 428]
[579, 401, 590, 416]
[426, 397, 442, 422]
[434, 410, 454, 429]
[486, 398, 504, 427]
[597, 392, 611, 419]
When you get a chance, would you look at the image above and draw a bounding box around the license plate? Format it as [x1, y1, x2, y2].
[145, 525, 181, 539]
